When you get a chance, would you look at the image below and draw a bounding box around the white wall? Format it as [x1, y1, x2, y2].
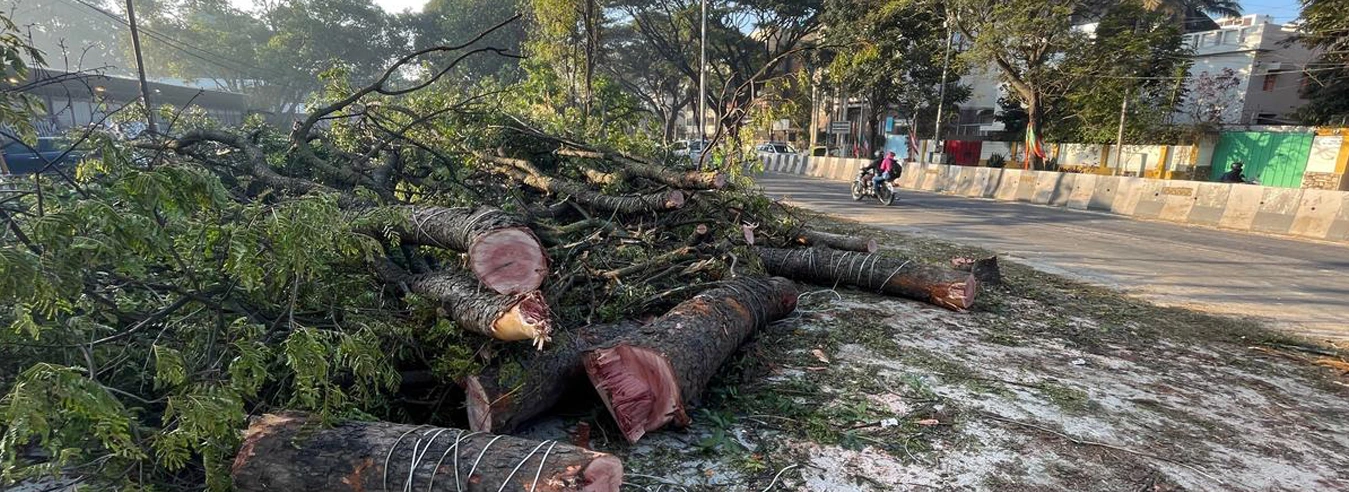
[1307, 136, 1344, 173]
[1058, 144, 1100, 167]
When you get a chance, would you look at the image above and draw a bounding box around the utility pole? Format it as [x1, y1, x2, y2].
[932, 19, 954, 160]
[125, 0, 156, 135]
[698, 0, 707, 146]
[1114, 87, 1129, 172]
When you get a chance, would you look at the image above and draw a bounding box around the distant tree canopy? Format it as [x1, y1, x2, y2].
[1296, 0, 1349, 125]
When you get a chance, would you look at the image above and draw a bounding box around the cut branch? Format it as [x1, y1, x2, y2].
[484, 156, 686, 214]
[582, 276, 798, 443]
[374, 260, 553, 348]
[358, 206, 549, 295]
[792, 229, 878, 253]
[231, 413, 622, 492]
[464, 322, 637, 434]
[554, 147, 727, 190]
[756, 247, 977, 311]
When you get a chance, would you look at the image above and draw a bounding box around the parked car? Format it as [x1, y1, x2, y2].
[671, 139, 710, 163]
[806, 146, 845, 157]
[1, 137, 84, 175]
[755, 142, 798, 155]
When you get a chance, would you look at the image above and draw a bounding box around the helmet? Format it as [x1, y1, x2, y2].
[873, 150, 883, 158]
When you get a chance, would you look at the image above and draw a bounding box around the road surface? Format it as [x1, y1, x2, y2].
[756, 173, 1349, 341]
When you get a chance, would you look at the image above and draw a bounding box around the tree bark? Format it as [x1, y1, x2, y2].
[358, 205, 550, 295]
[484, 156, 687, 214]
[463, 322, 638, 434]
[582, 276, 799, 443]
[791, 229, 878, 253]
[374, 260, 553, 348]
[756, 247, 977, 311]
[231, 413, 622, 492]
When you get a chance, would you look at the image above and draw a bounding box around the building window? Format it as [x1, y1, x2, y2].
[1263, 73, 1278, 91]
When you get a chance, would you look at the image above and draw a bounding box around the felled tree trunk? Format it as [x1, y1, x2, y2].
[792, 229, 878, 253]
[375, 260, 553, 348]
[582, 276, 798, 443]
[757, 247, 977, 311]
[231, 414, 622, 492]
[463, 322, 637, 434]
[358, 205, 549, 295]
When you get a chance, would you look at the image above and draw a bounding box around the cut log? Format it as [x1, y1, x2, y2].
[464, 322, 637, 434]
[485, 156, 686, 214]
[231, 413, 622, 492]
[756, 246, 977, 311]
[793, 229, 878, 253]
[582, 276, 798, 443]
[358, 205, 549, 295]
[952, 256, 1002, 286]
[375, 260, 553, 348]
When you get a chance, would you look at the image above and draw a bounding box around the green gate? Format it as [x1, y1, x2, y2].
[1209, 131, 1313, 188]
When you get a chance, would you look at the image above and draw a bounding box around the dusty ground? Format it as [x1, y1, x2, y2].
[516, 214, 1349, 491]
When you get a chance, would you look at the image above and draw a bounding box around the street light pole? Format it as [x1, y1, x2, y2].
[698, 0, 708, 144]
[125, 0, 157, 135]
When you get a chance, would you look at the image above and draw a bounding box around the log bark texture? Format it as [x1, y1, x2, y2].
[359, 205, 549, 295]
[375, 260, 553, 347]
[231, 414, 622, 492]
[756, 247, 977, 311]
[463, 322, 637, 434]
[582, 276, 798, 443]
[792, 229, 878, 253]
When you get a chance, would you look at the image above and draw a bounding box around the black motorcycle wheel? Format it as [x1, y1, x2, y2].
[878, 183, 895, 206]
[850, 181, 865, 201]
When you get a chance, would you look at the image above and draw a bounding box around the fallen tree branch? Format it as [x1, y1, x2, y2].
[374, 259, 553, 348]
[483, 156, 686, 214]
[756, 247, 977, 311]
[792, 229, 878, 253]
[583, 276, 798, 443]
[463, 321, 638, 434]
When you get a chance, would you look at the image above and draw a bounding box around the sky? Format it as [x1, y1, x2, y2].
[227, 0, 1303, 22]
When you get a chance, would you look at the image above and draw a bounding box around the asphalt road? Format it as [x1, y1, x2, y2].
[756, 173, 1349, 341]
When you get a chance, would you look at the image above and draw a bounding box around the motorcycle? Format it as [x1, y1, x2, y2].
[851, 167, 896, 206]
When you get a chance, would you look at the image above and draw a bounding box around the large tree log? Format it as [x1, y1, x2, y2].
[485, 156, 686, 214]
[581, 276, 798, 443]
[375, 260, 553, 348]
[791, 229, 878, 253]
[359, 205, 550, 295]
[231, 414, 621, 492]
[756, 247, 977, 311]
[464, 322, 637, 434]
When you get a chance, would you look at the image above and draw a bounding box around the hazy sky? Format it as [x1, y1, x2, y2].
[228, 0, 426, 13]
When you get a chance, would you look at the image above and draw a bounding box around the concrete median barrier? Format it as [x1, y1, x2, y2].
[767, 161, 1349, 242]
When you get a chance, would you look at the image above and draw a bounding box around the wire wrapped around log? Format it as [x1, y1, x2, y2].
[756, 246, 977, 311]
[231, 413, 622, 492]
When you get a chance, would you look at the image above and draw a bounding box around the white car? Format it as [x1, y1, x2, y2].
[755, 142, 798, 155]
[671, 139, 710, 163]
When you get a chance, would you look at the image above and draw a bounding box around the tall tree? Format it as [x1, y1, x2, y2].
[1295, 0, 1349, 125]
[406, 0, 528, 80]
[820, 0, 968, 151]
[5, 0, 125, 73]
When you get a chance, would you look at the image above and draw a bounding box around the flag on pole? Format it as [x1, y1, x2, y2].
[1024, 123, 1046, 168]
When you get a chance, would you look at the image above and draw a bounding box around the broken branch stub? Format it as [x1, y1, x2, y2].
[757, 246, 977, 311]
[231, 413, 622, 492]
[582, 276, 799, 443]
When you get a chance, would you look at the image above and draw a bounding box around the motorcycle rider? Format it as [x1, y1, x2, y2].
[866, 151, 898, 193]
